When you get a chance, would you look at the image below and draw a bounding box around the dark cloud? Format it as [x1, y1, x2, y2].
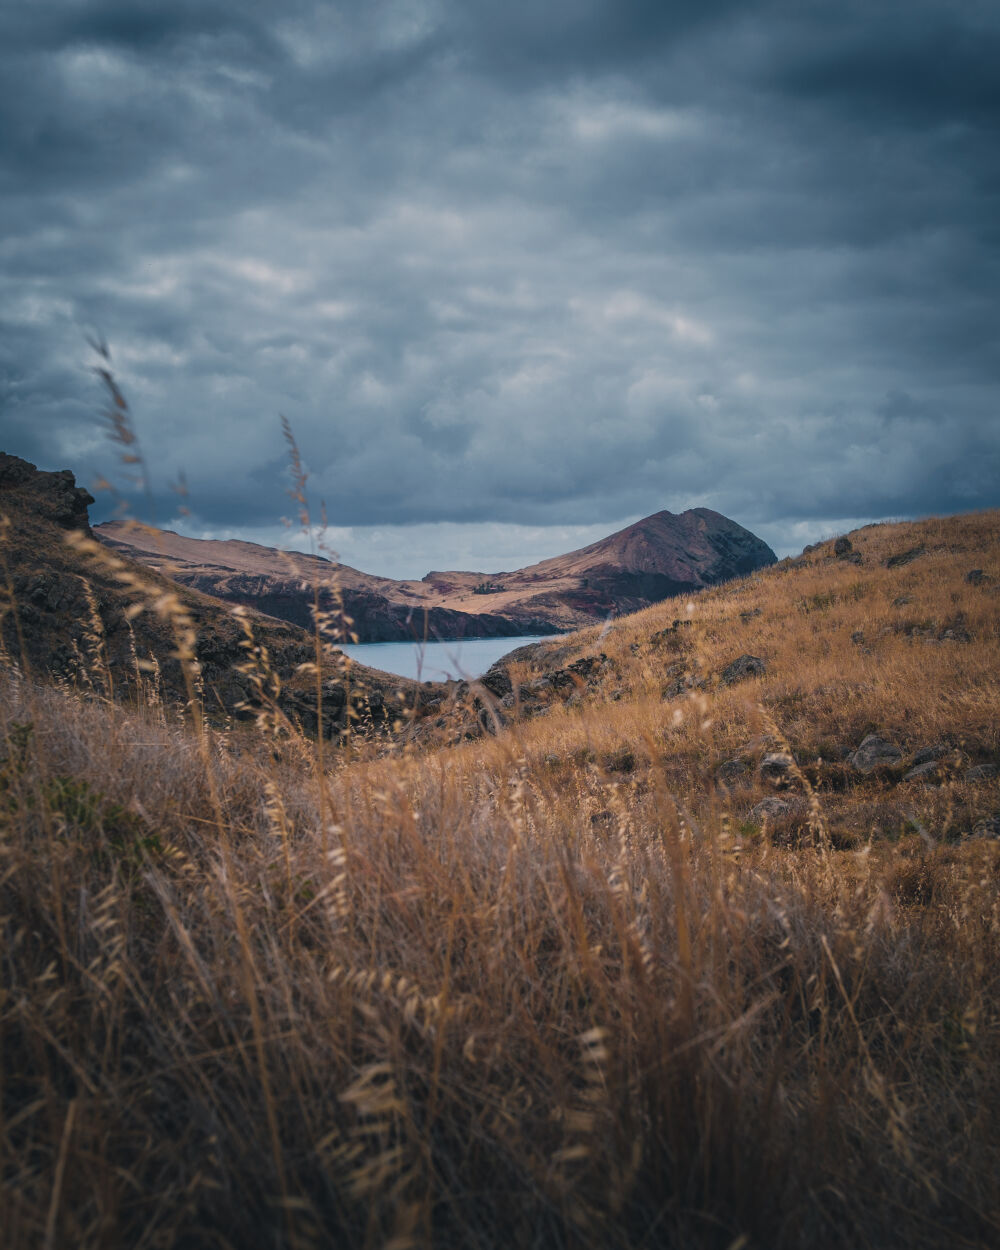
[1, 1, 997, 569]
[775, 13, 1000, 130]
[451, 0, 744, 85]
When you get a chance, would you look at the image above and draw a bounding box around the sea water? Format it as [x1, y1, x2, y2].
[337, 635, 555, 682]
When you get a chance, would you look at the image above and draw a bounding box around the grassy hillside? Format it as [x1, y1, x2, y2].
[1, 509, 998, 1249]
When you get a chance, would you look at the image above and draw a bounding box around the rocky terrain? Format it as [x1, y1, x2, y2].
[0, 453, 414, 735]
[96, 507, 777, 642]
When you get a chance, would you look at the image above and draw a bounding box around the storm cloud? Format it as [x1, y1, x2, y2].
[1, 0, 998, 574]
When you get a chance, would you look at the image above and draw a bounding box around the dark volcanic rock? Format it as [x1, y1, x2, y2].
[716, 758, 752, 789]
[748, 797, 796, 823]
[852, 735, 902, 773]
[0, 453, 94, 531]
[937, 613, 971, 642]
[549, 653, 613, 690]
[759, 752, 795, 787]
[479, 664, 513, 699]
[886, 546, 925, 569]
[971, 813, 1000, 839]
[832, 538, 862, 564]
[912, 743, 948, 767]
[650, 620, 693, 647]
[904, 760, 942, 783]
[720, 654, 766, 685]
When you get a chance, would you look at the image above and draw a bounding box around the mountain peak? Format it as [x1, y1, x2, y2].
[97, 502, 776, 641]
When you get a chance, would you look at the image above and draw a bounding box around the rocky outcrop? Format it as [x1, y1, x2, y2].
[972, 813, 1000, 839]
[0, 453, 95, 530]
[720, 654, 766, 685]
[748, 797, 798, 824]
[0, 454, 414, 734]
[759, 752, 795, 787]
[886, 546, 925, 569]
[97, 506, 777, 643]
[851, 735, 903, 773]
[833, 535, 863, 565]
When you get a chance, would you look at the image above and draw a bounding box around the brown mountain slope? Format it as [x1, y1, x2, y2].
[97, 508, 776, 642]
[420, 509, 1000, 769]
[93, 522, 531, 641]
[0, 453, 413, 735]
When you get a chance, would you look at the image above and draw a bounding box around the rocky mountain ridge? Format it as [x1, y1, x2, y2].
[97, 507, 777, 643]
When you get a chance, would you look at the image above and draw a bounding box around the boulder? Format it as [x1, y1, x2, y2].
[716, 758, 752, 789]
[721, 654, 766, 685]
[965, 764, 998, 783]
[604, 746, 637, 773]
[971, 813, 1000, 839]
[886, 546, 925, 569]
[549, 653, 612, 691]
[748, 798, 793, 824]
[479, 663, 512, 699]
[851, 734, 902, 773]
[834, 536, 853, 557]
[759, 752, 795, 787]
[477, 705, 505, 734]
[912, 743, 947, 767]
[650, 620, 692, 647]
[904, 760, 941, 784]
[937, 613, 971, 642]
[567, 653, 612, 678]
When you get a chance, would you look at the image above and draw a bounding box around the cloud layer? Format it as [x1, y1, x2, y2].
[2, 1, 998, 572]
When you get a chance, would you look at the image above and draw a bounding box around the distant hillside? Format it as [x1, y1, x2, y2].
[97, 508, 776, 642]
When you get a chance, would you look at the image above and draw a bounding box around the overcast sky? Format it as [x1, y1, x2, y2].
[1, 1, 998, 577]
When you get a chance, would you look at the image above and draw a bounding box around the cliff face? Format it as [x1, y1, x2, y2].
[0, 455, 413, 734]
[97, 507, 777, 642]
[0, 452, 96, 531]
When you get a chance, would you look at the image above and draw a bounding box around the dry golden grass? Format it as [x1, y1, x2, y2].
[440, 512, 1000, 844]
[1, 506, 999, 1249]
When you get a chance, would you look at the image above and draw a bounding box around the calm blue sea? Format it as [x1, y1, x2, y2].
[337, 635, 554, 682]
